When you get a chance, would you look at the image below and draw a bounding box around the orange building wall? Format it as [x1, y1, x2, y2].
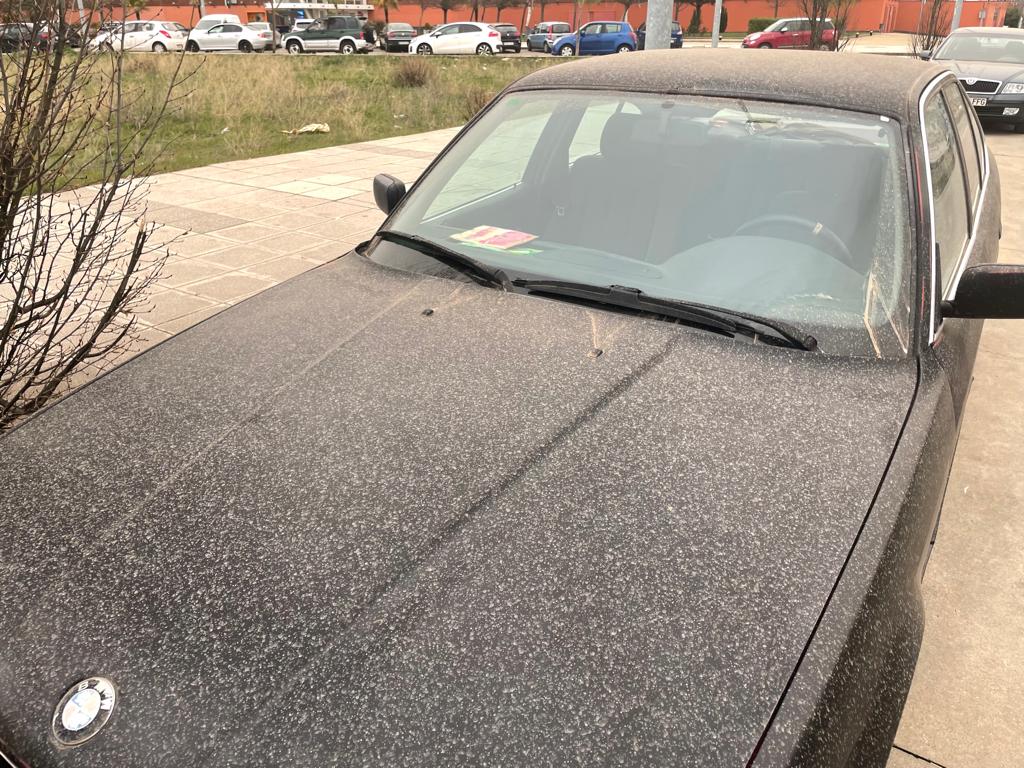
[77, 0, 1012, 35]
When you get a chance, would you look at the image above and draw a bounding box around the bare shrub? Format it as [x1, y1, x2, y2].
[458, 85, 494, 121]
[392, 57, 433, 88]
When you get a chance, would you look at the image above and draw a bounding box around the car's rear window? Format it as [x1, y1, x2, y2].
[379, 91, 913, 358]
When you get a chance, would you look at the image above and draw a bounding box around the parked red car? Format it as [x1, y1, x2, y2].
[742, 18, 836, 50]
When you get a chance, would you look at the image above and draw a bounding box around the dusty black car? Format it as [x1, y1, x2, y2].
[924, 26, 1024, 130]
[0, 50, 1021, 768]
[493, 22, 521, 52]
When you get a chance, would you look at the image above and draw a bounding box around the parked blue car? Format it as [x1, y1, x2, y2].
[550, 21, 637, 56]
[636, 21, 684, 49]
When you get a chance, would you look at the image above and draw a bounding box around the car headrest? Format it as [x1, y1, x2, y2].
[601, 112, 663, 162]
[600, 113, 640, 161]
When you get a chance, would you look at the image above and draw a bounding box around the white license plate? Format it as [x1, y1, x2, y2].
[971, 97, 988, 107]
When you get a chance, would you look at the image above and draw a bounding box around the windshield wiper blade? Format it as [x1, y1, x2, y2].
[512, 279, 817, 352]
[378, 230, 510, 289]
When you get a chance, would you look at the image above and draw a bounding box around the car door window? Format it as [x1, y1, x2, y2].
[942, 83, 982, 216]
[924, 92, 971, 293]
[605, 23, 622, 34]
[222, 25, 243, 34]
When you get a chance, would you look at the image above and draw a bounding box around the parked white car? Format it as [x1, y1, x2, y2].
[89, 20, 187, 52]
[192, 14, 242, 33]
[186, 22, 272, 53]
[409, 22, 502, 55]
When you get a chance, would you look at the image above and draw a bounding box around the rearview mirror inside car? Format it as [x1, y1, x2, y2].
[941, 264, 1024, 319]
[373, 174, 407, 215]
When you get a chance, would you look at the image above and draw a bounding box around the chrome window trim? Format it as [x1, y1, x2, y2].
[919, 72, 991, 344]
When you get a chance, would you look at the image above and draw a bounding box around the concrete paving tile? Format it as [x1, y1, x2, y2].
[200, 244, 279, 270]
[215, 222, 286, 243]
[155, 305, 226, 336]
[305, 174, 358, 185]
[186, 272, 277, 303]
[261, 211, 327, 230]
[139, 289, 222, 327]
[149, 206, 246, 234]
[245, 256, 316, 282]
[156, 258, 232, 289]
[300, 186, 363, 201]
[297, 241, 354, 265]
[271, 180, 328, 194]
[304, 200, 366, 219]
[300, 213, 380, 241]
[168, 233, 236, 258]
[254, 231, 333, 255]
[225, 189, 314, 211]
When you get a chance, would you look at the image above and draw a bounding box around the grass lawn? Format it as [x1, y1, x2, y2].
[71, 54, 563, 188]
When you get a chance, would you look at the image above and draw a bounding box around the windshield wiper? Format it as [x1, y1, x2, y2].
[377, 230, 511, 290]
[511, 279, 817, 352]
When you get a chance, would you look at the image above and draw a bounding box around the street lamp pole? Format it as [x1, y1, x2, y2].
[644, 0, 673, 49]
[951, 0, 964, 30]
[711, 0, 724, 47]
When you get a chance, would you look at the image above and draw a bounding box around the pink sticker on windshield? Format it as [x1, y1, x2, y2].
[452, 226, 537, 250]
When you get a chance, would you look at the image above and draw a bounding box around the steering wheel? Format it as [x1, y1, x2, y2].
[733, 214, 855, 269]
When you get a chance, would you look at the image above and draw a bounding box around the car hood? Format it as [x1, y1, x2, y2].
[0, 255, 916, 766]
[939, 58, 1024, 83]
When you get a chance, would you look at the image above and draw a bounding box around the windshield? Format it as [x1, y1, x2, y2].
[375, 90, 913, 358]
[935, 33, 1024, 63]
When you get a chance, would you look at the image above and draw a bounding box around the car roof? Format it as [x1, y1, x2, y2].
[511, 48, 946, 121]
[950, 25, 1024, 36]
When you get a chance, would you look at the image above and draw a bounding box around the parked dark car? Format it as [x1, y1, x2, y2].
[0, 49, 1018, 768]
[493, 22, 521, 52]
[381, 21, 415, 51]
[525, 20, 570, 52]
[742, 17, 836, 50]
[924, 26, 1024, 131]
[281, 15, 371, 54]
[0, 23, 32, 51]
[550, 20, 636, 56]
[636, 20, 683, 49]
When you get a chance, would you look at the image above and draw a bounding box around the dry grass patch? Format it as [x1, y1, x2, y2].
[65, 54, 563, 188]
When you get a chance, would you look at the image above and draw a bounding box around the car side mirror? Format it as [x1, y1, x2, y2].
[373, 174, 406, 215]
[919, 49, 932, 60]
[941, 264, 1024, 319]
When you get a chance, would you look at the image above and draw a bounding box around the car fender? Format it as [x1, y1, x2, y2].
[750, 356, 958, 767]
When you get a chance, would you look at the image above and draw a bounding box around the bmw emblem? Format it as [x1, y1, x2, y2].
[51, 677, 116, 748]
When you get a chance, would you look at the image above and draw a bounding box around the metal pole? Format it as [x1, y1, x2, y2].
[644, 0, 673, 49]
[951, 0, 964, 31]
[710, 0, 724, 47]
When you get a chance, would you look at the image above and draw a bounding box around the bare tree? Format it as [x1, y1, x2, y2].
[912, 0, 951, 56]
[795, 0, 856, 50]
[0, 0, 189, 429]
